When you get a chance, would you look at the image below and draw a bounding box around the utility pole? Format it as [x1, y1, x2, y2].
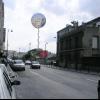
[19, 48, 20, 59]
[29, 43, 31, 51]
[44, 42, 48, 64]
[45, 42, 48, 51]
[38, 28, 40, 49]
[7, 29, 9, 58]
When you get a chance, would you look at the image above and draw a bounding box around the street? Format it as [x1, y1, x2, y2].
[15, 65, 99, 99]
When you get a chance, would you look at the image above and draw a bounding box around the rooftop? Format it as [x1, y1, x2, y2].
[57, 17, 100, 34]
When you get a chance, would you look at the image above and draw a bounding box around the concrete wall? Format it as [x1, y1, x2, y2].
[83, 26, 100, 57]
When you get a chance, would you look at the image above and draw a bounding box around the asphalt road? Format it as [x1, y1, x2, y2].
[15, 65, 99, 99]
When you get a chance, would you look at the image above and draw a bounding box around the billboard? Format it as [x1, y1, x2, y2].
[39, 50, 48, 58]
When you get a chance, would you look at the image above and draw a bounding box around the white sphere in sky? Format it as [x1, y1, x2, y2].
[31, 13, 46, 29]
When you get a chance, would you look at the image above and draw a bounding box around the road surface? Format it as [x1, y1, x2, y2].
[15, 65, 99, 99]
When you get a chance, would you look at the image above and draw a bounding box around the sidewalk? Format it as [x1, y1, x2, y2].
[43, 65, 100, 76]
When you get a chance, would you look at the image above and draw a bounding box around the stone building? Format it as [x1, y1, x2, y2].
[0, 0, 5, 51]
[57, 17, 100, 72]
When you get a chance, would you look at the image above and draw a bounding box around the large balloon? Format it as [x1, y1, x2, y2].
[31, 13, 46, 29]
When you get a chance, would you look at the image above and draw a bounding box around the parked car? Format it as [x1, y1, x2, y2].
[30, 61, 41, 69]
[0, 58, 17, 80]
[0, 64, 18, 81]
[0, 67, 20, 99]
[25, 60, 32, 65]
[12, 60, 25, 71]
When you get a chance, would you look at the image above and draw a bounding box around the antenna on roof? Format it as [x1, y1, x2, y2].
[71, 21, 79, 28]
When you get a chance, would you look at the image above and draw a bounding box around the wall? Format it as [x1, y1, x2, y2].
[0, 0, 4, 50]
[83, 26, 100, 57]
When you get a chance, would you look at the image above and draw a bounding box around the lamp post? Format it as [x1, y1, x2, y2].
[19, 47, 20, 54]
[44, 42, 48, 64]
[45, 42, 48, 51]
[53, 37, 56, 39]
[53, 36, 57, 66]
[6, 30, 9, 58]
[6, 29, 13, 58]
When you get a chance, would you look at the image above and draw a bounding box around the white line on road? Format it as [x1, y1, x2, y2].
[86, 79, 98, 83]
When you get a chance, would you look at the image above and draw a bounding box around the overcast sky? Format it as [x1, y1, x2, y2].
[3, 0, 100, 53]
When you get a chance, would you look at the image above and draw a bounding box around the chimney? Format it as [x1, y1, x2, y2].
[71, 21, 79, 28]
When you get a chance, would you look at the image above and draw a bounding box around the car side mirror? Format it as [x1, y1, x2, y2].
[10, 75, 16, 78]
[11, 80, 21, 86]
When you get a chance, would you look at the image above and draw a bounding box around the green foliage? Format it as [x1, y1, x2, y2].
[22, 49, 42, 61]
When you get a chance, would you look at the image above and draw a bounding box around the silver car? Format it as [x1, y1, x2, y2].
[0, 67, 20, 99]
[13, 60, 25, 71]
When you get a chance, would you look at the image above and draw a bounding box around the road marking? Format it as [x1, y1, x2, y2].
[86, 79, 97, 83]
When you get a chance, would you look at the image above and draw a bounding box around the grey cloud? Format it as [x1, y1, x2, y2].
[41, 0, 100, 18]
[79, 0, 100, 17]
[3, 0, 16, 9]
[41, 0, 67, 16]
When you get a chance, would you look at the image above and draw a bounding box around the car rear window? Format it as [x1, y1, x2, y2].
[32, 61, 39, 64]
[15, 60, 23, 64]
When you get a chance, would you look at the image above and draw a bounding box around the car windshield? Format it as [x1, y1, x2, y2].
[26, 61, 31, 63]
[32, 61, 39, 64]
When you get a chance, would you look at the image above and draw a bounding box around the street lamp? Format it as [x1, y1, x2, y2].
[18, 48, 21, 59]
[53, 37, 56, 39]
[43, 42, 48, 64]
[45, 42, 48, 51]
[6, 29, 13, 58]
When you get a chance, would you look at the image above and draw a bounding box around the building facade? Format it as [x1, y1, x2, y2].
[0, 0, 5, 51]
[3, 50, 26, 59]
[57, 17, 100, 72]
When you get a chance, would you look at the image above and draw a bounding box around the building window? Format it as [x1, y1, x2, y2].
[92, 36, 99, 49]
[75, 37, 79, 48]
[69, 37, 72, 49]
[60, 55, 63, 62]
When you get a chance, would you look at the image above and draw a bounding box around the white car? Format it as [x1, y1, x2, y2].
[30, 61, 41, 69]
[25, 60, 32, 65]
[0, 64, 18, 82]
[0, 67, 20, 99]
